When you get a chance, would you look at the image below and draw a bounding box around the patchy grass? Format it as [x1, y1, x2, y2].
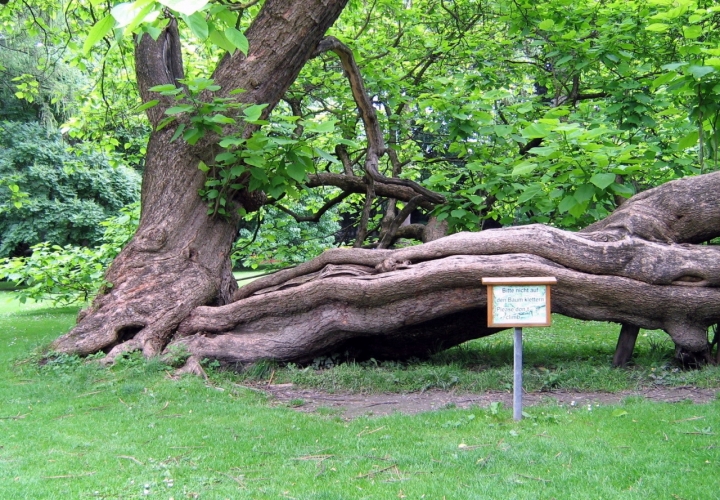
[1, 292, 720, 498]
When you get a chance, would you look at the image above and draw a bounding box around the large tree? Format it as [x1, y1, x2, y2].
[4, 0, 718, 367]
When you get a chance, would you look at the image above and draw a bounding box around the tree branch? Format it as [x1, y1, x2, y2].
[313, 36, 446, 205]
[354, 176, 376, 247]
[274, 190, 352, 223]
[377, 195, 423, 249]
[306, 173, 437, 210]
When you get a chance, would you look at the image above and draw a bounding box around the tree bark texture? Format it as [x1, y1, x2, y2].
[168, 172, 720, 364]
[53, 0, 350, 359]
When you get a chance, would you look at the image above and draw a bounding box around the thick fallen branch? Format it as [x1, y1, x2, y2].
[182, 173, 720, 364]
[176, 251, 719, 362]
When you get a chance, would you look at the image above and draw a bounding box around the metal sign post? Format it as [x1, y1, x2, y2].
[513, 326, 523, 421]
[482, 277, 557, 421]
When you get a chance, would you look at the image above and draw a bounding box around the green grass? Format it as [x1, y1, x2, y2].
[1, 292, 720, 498]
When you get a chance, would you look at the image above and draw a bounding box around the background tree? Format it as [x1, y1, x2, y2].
[0, 121, 140, 257]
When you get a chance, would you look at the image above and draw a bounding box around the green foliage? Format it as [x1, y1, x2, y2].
[0, 203, 140, 305]
[0, 121, 140, 257]
[232, 194, 341, 269]
[0, 24, 87, 126]
[151, 78, 341, 217]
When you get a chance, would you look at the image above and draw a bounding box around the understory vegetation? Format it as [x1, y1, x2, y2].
[1, 293, 719, 498]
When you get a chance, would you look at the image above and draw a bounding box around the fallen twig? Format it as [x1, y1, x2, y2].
[117, 455, 144, 466]
[517, 473, 551, 483]
[357, 426, 386, 437]
[75, 391, 102, 398]
[43, 471, 95, 479]
[214, 469, 246, 489]
[357, 464, 398, 479]
[673, 416, 704, 423]
[293, 454, 334, 461]
[0, 413, 27, 420]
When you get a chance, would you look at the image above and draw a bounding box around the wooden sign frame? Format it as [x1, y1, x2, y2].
[482, 277, 557, 327]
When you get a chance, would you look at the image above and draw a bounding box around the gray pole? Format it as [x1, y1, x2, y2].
[513, 326, 523, 421]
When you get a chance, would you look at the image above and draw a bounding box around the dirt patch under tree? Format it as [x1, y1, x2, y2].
[256, 384, 719, 419]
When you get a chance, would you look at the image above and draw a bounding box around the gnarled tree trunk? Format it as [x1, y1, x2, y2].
[53, 0, 351, 359]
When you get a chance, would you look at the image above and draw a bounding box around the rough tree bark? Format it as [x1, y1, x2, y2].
[167, 171, 720, 366]
[52, 0, 351, 359]
[52, 1, 720, 369]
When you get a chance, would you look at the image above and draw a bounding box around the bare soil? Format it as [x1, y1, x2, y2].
[258, 384, 719, 419]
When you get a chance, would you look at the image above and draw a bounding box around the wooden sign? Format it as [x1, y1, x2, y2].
[482, 277, 557, 327]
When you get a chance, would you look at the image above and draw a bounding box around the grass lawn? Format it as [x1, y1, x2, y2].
[1, 291, 719, 499]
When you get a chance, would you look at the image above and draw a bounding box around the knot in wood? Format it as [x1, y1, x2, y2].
[134, 227, 168, 252]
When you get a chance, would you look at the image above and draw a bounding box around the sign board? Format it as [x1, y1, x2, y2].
[482, 277, 557, 327]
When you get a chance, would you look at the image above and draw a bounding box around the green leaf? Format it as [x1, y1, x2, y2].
[170, 123, 186, 142]
[558, 195, 577, 214]
[83, 15, 114, 54]
[568, 200, 588, 218]
[682, 25, 702, 39]
[512, 162, 538, 176]
[224, 27, 249, 55]
[198, 160, 210, 172]
[538, 19, 554, 30]
[612, 409, 628, 417]
[589, 173, 616, 189]
[243, 103, 269, 122]
[149, 84, 179, 93]
[610, 183, 634, 198]
[165, 105, 194, 115]
[651, 72, 678, 88]
[144, 25, 163, 40]
[208, 28, 236, 53]
[243, 155, 266, 168]
[521, 122, 552, 139]
[661, 62, 688, 71]
[517, 184, 543, 203]
[249, 167, 269, 182]
[156, 116, 176, 131]
[286, 162, 306, 182]
[111, 0, 157, 29]
[312, 120, 336, 134]
[687, 65, 715, 79]
[678, 130, 699, 150]
[183, 12, 209, 40]
[467, 195, 484, 204]
[494, 125, 513, 137]
[215, 152, 236, 163]
[218, 137, 244, 148]
[208, 114, 235, 124]
[158, 0, 208, 16]
[135, 99, 159, 112]
[574, 184, 595, 204]
[183, 127, 204, 145]
[645, 23, 669, 32]
[314, 147, 339, 164]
